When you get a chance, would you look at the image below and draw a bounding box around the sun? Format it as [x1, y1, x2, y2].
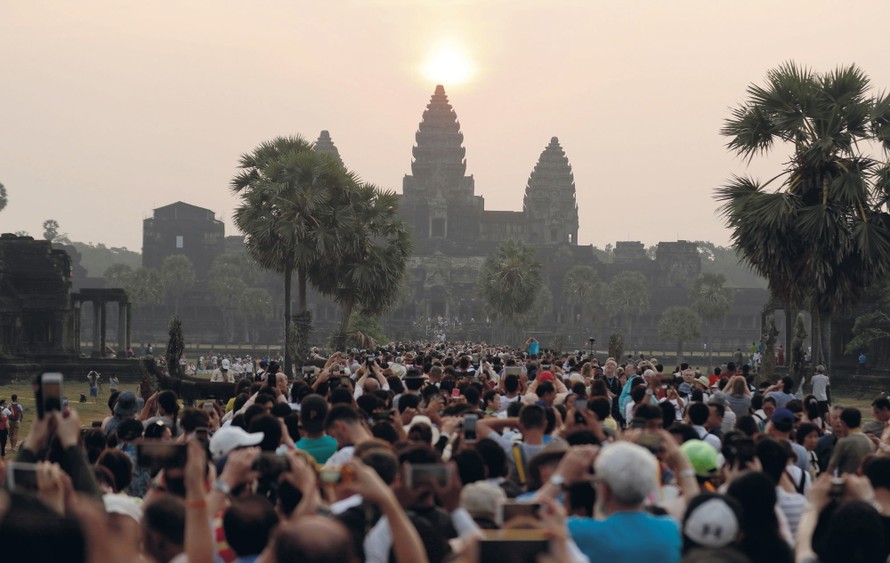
[423, 44, 473, 85]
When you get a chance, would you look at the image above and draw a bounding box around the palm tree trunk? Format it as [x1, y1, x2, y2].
[283, 265, 293, 377]
[821, 311, 832, 372]
[335, 298, 354, 351]
[297, 267, 308, 313]
[677, 340, 683, 365]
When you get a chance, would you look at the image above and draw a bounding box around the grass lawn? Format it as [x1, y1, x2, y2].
[0, 381, 878, 446]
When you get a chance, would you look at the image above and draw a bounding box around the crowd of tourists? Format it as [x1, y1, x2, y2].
[1, 340, 890, 562]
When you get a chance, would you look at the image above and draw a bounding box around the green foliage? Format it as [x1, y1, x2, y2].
[347, 310, 389, 347]
[161, 255, 196, 313]
[563, 265, 607, 326]
[608, 332, 624, 360]
[42, 219, 69, 243]
[104, 264, 164, 306]
[76, 243, 140, 277]
[311, 182, 413, 335]
[0, 182, 6, 213]
[607, 271, 650, 320]
[478, 239, 543, 326]
[695, 242, 766, 289]
[232, 135, 357, 372]
[689, 273, 734, 322]
[846, 279, 890, 353]
[717, 62, 890, 368]
[657, 306, 702, 361]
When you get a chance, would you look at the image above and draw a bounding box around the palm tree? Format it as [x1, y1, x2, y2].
[563, 265, 606, 348]
[311, 183, 412, 351]
[161, 255, 196, 315]
[232, 136, 355, 373]
[690, 273, 735, 372]
[717, 62, 890, 370]
[478, 240, 543, 345]
[607, 271, 651, 354]
[657, 306, 702, 364]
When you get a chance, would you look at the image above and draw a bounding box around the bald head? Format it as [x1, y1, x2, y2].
[270, 517, 356, 563]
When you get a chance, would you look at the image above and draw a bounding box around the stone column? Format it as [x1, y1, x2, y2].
[126, 302, 132, 353]
[73, 300, 81, 354]
[92, 300, 101, 356]
[99, 300, 107, 358]
[117, 301, 126, 355]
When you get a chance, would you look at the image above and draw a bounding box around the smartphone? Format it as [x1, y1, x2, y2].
[574, 399, 587, 424]
[830, 477, 844, 497]
[202, 401, 214, 412]
[451, 388, 461, 398]
[478, 532, 549, 563]
[405, 463, 452, 488]
[136, 440, 188, 471]
[504, 366, 522, 377]
[340, 376, 352, 387]
[637, 432, 663, 453]
[497, 501, 542, 526]
[463, 413, 478, 444]
[631, 418, 646, 430]
[36, 372, 63, 419]
[91, 420, 103, 428]
[301, 366, 315, 375]
[6, 462, 39, 493]
[318, 466, 354, 485]
[252, 452, 291, 479]
[194, 427, 209, 445]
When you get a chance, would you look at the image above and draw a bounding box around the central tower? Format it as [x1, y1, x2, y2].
[401, 85, 483, 247]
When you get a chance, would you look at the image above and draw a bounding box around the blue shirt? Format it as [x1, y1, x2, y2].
[568, 511, 681, 563]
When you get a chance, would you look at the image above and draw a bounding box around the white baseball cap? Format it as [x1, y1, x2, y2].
[209, 426, 264, 460]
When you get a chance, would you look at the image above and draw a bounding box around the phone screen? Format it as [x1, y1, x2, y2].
[136, 440, 188, 471]
[41, 373, 63, 417]
[7, 462, 39, 493]
[406, 463, 452, 488]
[497, 501, 543, 526]
[463, 413, 478, 443]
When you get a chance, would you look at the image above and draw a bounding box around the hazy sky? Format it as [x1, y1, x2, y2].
[3, 1, 890, 252]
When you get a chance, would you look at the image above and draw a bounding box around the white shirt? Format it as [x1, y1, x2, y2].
[694, 425, 722, 451]
[811, 374, 830, 401]
[221, 358, 231, 370]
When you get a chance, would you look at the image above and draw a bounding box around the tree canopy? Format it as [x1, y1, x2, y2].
[717, 62, 890, 367]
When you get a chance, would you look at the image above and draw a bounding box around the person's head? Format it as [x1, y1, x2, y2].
[156, 390, 180, 419]
[820, 501, 885, 563]
[725, 471, 779, 534]
[222, 495, 279, 558]
[536, 381, 556, 403]
[682, 493, 742, 552]
[503, 374, 520, 394]
[268, 517, 357, 563]
[475, 438, 509, 479]
[729, 376, 747, 396]
[518, 404, 546, 433]
[300, 394, 329, 436]
[634, 404, 663, 431]
[687, 402, 710, 426]
[97, 449, 133, 493]
[482, 390, 500, 412]
[142, 496, 185, 563]
[179, 407, 210, 435]
[594, 442, 657, 512]
[795, 422, 820, 451]
[839, 407, 862, 432]
[707, 403, 725, 430]
[0, 492, 87, 563]
[324, 405, 364, 447]
[761, 396, 777, 418]
[248, 414, 282, 452]
[755, 437, 789, 485]
[863, 456, 890, 491]
[870, 396, 890, 423]
[116, 418, 144, 442]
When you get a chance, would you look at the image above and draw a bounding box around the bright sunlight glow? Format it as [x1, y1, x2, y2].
[423, 44, 473, 85]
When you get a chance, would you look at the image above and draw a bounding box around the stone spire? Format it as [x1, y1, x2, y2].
[523, 137, 579, 245]
[410, 85, 467, 184]
[313, 130, 343, 166]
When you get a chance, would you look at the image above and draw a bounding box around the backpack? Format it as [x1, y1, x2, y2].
[8, 403, 21, 422]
